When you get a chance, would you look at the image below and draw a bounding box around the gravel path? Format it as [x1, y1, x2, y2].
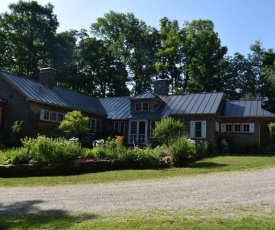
[1, 167, 275, 215]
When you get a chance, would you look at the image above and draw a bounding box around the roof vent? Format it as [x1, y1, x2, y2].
[39, 67, 56, 88]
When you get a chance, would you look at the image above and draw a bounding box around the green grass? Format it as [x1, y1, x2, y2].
[1, 154, 275, 187]
[1, 210, 275, 230]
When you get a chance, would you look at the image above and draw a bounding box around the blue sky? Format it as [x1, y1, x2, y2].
[1, 0, 275, 56]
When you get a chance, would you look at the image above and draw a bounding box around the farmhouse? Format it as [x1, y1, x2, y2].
[0, 67, 274, 153]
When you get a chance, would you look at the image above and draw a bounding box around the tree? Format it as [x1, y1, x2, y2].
[155, 17, 183, 94]
[180, 20, 227, 93]
[78, 36, 129, 97]
[0, 0, 59, 77]
[59, 111, 89, 137]
[91, 11, 157, 94]
[154, 117, 185, 147]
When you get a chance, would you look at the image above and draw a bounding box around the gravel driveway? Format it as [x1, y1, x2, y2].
[1, 167, 275, 216]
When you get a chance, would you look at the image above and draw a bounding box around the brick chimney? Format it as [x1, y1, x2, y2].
[39, 67, 56, 88]
[153, 79, 170, 95]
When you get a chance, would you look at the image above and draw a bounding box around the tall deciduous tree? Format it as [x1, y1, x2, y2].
[91, 11, 157, 94]
[0, 0, 58, 77]
[180, 20, 227, 93]
[155, 17, 183, 94]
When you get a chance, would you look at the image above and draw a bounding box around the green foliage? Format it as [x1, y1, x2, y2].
[14, 135, 81, 164]
[0, 0, 58, 76]
[58, 110, 89, 137]
[153, 117, 185, 147]
[170, 137, 208, 167]
[4, 120, 24, 147]
[268, 122, 275, 137]
[5, 147, 29, 164]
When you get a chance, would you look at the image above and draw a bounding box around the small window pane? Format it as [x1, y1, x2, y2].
[135, 103, 141, 111]
[226, 124, 232, 132]
[195, 122, 202, 137]
[243, 124, 250, 132]
[143, 102, 149, 111]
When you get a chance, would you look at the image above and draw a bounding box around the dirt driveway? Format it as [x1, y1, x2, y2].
[1, 167, 275, 216]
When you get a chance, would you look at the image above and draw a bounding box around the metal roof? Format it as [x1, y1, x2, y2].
[99, 97, 131, 119]
[159, 92, 224, 116]
[99, 92, 225, 120]
[0, 71, 106, 115]
[132, 92, 158, 100]
[221, 100, 275, 117]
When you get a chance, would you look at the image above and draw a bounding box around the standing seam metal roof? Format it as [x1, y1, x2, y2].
[0, 71, 106, 115]
[221, 100, 275, 117]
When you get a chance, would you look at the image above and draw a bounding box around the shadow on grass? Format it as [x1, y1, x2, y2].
[0, 200, 99, 229]
[187, 161, 228, 169]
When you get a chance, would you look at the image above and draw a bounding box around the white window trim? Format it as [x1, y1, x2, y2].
[40, 109, 50, 121]
[190, 121, 206, 139]
[221, 123, 254, 133]
[128, 120, 148, 144]
[58, 113, 65, 123]
[233, 123, 241, 133]
[50, 111, 58, 122]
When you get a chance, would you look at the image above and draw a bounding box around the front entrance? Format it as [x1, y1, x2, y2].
[129, 120, 147, 145]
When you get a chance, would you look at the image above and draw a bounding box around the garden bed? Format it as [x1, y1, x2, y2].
[0, 159, 169, 177]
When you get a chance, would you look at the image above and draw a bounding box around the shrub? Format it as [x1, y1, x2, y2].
[59, 110, 89, 137]
[154, 117, 185, 147]
[124, 147, 159, 167]
[20, 135, 81, 163]
[5, 148, 29, 164]
[170, 138, 190, 167]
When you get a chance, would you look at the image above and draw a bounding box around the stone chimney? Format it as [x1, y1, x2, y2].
[39, 67, 56, 88]
[153, 79, 170, 95]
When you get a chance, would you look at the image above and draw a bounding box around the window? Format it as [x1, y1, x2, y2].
[234, 123, 241, 133]
[225, 124, 232, 132]
[89, 118, 101, 132]
[221, 123, 254, 133]
[40, 109, 50, 121]
[143, 102, 149, 111]
[190, 121, 206, 138]
[114, 121, 125, 134]
[50, 111, 57, 122]
[150, 121, 156, 138]
[135, 103, 142, 111]
[135, 102, 149, 111]
[129, 120, 147, 144]
[58, 113, 65, 122]
[242, 123, 254, 133]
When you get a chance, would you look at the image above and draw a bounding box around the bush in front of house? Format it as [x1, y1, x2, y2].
[153, 117, 185, 147]
[5, 135, 82, 164]
[170, 137, 208, 167]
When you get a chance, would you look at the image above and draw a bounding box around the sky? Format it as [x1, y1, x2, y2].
[1, 0, 275, 56]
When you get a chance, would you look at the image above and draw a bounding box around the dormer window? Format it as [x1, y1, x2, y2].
[135, 102, 149, 112]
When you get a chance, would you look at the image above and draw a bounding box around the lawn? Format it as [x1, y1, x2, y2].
[1, 152, 275, 187]
[1, 209, 275, 229]
[1, 151, 275, 229]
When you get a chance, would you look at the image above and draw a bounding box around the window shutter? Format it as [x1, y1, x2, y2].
[221, 123, 226, 132]
[40, 109, 45, 120]
[250, 123, 254, 133]
[201, 121, 207, 138]
[190, 121, 195, 138]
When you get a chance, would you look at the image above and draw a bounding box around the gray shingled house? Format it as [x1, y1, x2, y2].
[0, 67, 274, 153]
